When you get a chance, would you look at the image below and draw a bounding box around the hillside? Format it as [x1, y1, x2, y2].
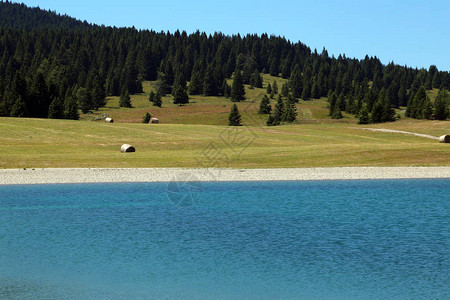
[0, 1, 90, 30]
[0, 1, 448, 126]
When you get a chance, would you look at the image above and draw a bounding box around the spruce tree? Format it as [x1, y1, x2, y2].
[64, 96, 80, 120]
[331, 99, 343, 119]
[272, 80, 278, 94]
[119, 89, 132, 108]
[10, 96, 26, 117]
[258, 95, 272, 114]
[172, 73, 189, 106]
[153, 92, 162, 107]
[266, 83, 272, 95]
[228, 103, 242, 126]
[289, 65, 303, 98]
[77, 87, 92, 114]
[231, 71, 245, 102]
[149, 91, 155, 102]
[283, 101, 297, 123]
[434, 89, 449, 120]
[188, 69, 204, 95]
[142, 112, 151, 123]
[173, 85, 189, 106]
[273, 96, 285, 123]
[358, 104, 370, 124]
[281, 82, 289, 97]
[301, 79, 311, 100]
[48, 97, 65, 119]
[328, 92, 338, 116]
[370, 100, 384, 123]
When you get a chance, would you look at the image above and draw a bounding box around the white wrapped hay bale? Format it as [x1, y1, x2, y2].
[150, 118, 159, 123]
[105, 118, 114, 123]
[120, 144, 135, 153]
[439, 135, 449, 143]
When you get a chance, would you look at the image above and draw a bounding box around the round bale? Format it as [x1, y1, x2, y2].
[120, 144, 135, 153]
[439, 135, 450, 143]
[105, 118, 114, 123]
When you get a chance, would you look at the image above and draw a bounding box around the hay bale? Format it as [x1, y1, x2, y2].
[120, 144, 135, 153]
[439, 135, 450, 143]
[105, 118, 114, 123]
[150, 118, 159, 124]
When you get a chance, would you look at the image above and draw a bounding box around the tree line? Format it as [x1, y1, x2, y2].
[0, 1, 448, 122]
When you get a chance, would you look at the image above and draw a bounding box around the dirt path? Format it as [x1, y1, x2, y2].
[353, 127, 439, 140]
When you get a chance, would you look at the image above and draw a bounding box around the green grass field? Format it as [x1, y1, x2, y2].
[0, 75, 448, 169]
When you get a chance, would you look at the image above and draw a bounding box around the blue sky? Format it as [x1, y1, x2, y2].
[18, 0, 450, 70]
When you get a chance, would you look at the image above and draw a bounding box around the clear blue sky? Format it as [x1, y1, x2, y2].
[18, 0, 450, 70]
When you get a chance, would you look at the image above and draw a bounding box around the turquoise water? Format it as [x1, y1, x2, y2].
[0, 179, 449, 299]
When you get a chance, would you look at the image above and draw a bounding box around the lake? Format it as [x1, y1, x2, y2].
[0, 179, 449, 299]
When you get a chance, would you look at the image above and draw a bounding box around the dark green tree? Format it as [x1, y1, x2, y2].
[149, 91, 155, 102]
[64, 96, 80, 120]
[119, 89, 132, 108]
[331, 98, 343, 119]
[273, 95, 285, 122]
[142, 112, 151, 123]
[153, 92, 162, 107]
[358, 103, 370, 124]
[188, 68, 204, 95]
[48, 97, 65, 119]
[434, 89, 449, 120]
[289, 65, 303, 98]
[272, 80, 278, 94]
[228, 103, 242, 126]
[231, 71, 245, 102]
[258, 95, 272, 114]
[266, 83, 272, 95]
[10, 95, 26, 117]
[77, 87, 92, 114]
[172, 74, 189, 106]
[283, 101, 297, 122]
[370, 100, 384, 123]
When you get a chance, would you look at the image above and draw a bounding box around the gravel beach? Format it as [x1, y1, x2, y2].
[0, 167, 449, 185]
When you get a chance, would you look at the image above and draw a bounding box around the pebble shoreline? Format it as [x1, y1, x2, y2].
[0, 167, 449, 185]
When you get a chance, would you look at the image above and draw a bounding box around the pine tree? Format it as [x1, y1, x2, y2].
[289, 65, 303, 98]
[173, 85, 189, 106]
[228, 103, 242, 126]
[142, 112, 151, 123]
[301, 79, 311, 100]
[188, 68, 204, 95]
[331, 98, 343, 119]
[91, 74, 106, 110]
[283, 100, 297, 122]
[153, 92, 162, 107]
[370, 100, 384, 123]
[149, 91, 155, 102]
[77, 87, 92, 114]
[203, 66, 218, 96]
[48, 97, 65, 119]
[266, 83, 272, 95]
[10, 95, 26, 117]
[231, 71, 245, 102]
[258, 95, 272, 114]
[119, 89, 132, 108]
[328, 92, 338, 116]
[434, 89, 449, 120]
[272, 80, 278, 94]
[273, 96, 285, 122]
[358, 103, 370, 124]
[64, 96, 80, 120]
[281, 82, 289, 97]
[421, 95, 433, 120]
[266, 114, 278, 126]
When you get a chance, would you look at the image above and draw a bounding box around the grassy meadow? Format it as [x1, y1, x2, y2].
[0, 74, 448, 169]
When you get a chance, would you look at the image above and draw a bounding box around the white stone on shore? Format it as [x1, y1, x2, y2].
[0, 167, 449, 185]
